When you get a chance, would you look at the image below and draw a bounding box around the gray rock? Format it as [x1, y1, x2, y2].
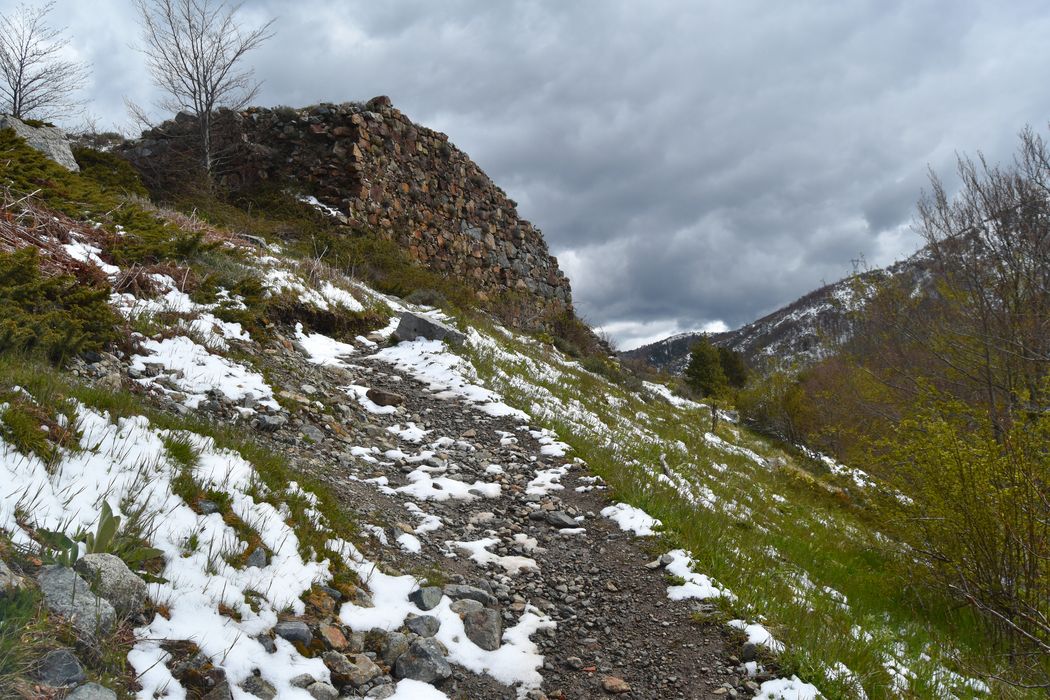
[67, 683, 117, 700]
[0, 559, 24, 593]
[366, 685, 396, 699]
[405, 614, 440, 637]
[254, 414, 287, 432]
[74, 553, 149, 617]
[408, 585, 443, 611]
[450, 598, 483, 616]
[393, 637, 452, 683]
[323, 651, 381, 687]
[274, 620, 312, 645]
[301, 424, 326, 443]
[366, 387, 405, 407]
[198, 499, 221, 515]
[545, 511, 579, 529]
[462, 608, 502, 651]
[393, 312, 465, 347]
[443, 583, 497, 607]
[202, 680, 233, 700]
[740, 642, 758, 662]
[246, 547, 268, 569]
[255, 634, 276, 653]
[0, 115, 79, 171]
[380, 631, 410, 666]
[239, 674, 276, 699]
[290, 673, 315, 688]
[306, 681, 339, 700]
[37, 566, 116, 636]
[35, 648, 85, 686]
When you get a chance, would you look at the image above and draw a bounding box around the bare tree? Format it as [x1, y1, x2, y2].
[0, 1, 90, 121]
[135, 0, 275, 176]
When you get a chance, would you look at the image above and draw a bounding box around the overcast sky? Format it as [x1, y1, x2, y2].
[11, 0, 1050, 348]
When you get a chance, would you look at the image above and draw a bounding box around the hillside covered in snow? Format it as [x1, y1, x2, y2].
[622, 255, 932, 374]
[0, 117, 1026, 700]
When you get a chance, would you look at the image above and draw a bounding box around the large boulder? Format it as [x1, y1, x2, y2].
[74, 553, 149, 617]
[0, 115, 79, 171]
[37, 566, 116, 637]
[393, 312, 465, 347]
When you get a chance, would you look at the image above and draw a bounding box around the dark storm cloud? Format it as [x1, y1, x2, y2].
[14, 0, 1050, 349]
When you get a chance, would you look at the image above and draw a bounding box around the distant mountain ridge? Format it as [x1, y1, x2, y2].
[622, 252, 932, 374]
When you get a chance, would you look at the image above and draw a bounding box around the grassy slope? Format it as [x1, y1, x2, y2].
[457, 321, 1030, 700]
[0, 137, 383, 696]
[1, 129, 1031, 698]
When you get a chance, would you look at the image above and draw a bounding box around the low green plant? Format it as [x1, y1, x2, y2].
[38, 501, 163, 571]
[82, 501, 120, 554]
[0, 248, 119, 365]
[0, 399, 54, 463]
[35, 527, 80, 566]
[0, 386, 78, 466]
[1, 129, 211, 269]
[0, 585, 43, 694]
[72, 147, 150, 198]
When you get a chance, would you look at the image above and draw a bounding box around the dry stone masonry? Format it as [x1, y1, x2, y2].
[123, 97, 574, 327]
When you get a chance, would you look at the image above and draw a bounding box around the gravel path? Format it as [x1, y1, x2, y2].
[231, 343, 754, 699]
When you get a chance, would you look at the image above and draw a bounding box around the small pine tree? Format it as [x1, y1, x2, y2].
[685, 337, 728, 398]
[717, 346, 749, 388]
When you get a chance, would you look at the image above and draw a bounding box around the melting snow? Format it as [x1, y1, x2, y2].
[451, 538, 539, 575]
[131, 335, 279, 412]
[664, 550, 735, 601]
[600, 502, 661, 536]
[374, 338, 529, 419]
[295, 323, 358, 366]
[753, 676, 820, 700]
[729, 620, 785, 653]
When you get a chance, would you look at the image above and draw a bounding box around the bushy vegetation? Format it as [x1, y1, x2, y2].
[72, 147, 150, 198]
[0, 582, 43, 695]
[737, 127, 1050, 683]
[684, 337, 748, 398]
[1, 130, 218, 271]
[0, 248, 118, 365]
[462, 313, 1033, 698]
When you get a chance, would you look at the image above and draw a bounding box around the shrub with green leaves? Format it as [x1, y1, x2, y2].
[0, 248, 118, 364]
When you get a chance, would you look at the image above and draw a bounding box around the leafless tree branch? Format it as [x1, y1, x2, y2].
[0, 1, 91, 121]
[134, 0, 275, 175]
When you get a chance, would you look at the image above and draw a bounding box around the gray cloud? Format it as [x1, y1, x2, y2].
[10, 0, 1050, 349]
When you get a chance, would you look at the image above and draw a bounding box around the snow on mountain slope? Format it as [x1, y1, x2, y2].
[0, 200, 996, 699]
[623, 252, 932, 373]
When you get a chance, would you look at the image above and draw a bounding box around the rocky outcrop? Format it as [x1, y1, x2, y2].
[0, 115, 79, 171]
[120, 98, 574, 328]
